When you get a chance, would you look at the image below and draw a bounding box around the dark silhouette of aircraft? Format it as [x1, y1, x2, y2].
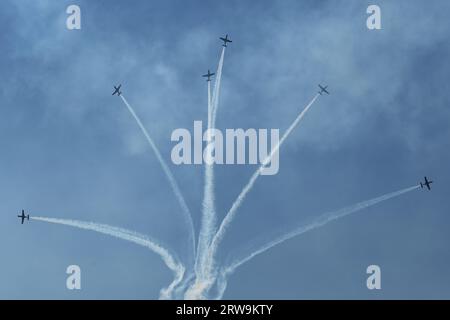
[18, 210, 30, 224]
[318, 84, 330, 95]
[220, 34, 232, 47]
[202, 70, 215, 82]
[112, 84, 122, 96]
[420, 176, 433, 190]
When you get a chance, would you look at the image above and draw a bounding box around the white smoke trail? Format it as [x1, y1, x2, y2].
[207, 80, 212, 128]
[211, 47, 225, 127]
[206, 94, 320, 278]
[219, 184, 420, 293]
[195, 47, 226, 281]
[119, 95, 196, 264]
[173, 271, 196, 299]
[213, 268, 229, 300]
[30, 216, 185, 299]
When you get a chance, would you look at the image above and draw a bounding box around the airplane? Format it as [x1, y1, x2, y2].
[202, 70, 215, 82]
[220, 34, 232, 47]
[17, 210, 30, 224]
[318, 84, 330, 95]
[112, 84, 122, 96]
[420, 176, 433, 190]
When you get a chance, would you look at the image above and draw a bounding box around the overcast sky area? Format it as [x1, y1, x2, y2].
[0, 0, 449, 299]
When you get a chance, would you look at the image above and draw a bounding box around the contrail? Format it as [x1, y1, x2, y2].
[173, 270, 196, 299]
[206, 94, 320, 276]
[211, 47, 225, 126]
[119, 95, 196, 264]
[195, 47, 226, 279]
[223, 185, 420, 282]
[30, 216, 185, 299]
[210, 268, 228, 300]
[196, 81, 216, 275]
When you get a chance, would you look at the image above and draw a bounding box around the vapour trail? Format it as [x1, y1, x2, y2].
[119, 95, 196, 264]
[196, 47, 226, 278]
[30, 216, 185, 299]
[207, 94, 321, 274]
[211, 47, 225, 126]
[195, 80, 216, 276]
[223, 185, 420, 280]
[207, 80, 212, 128]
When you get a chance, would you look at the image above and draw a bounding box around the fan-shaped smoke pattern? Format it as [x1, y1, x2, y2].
[28, 40, 425, 300]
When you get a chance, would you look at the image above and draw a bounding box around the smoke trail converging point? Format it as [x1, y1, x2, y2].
[119, 95, 196, 266]
[207, 81, 212, 128]
[30, 216, 185, 299]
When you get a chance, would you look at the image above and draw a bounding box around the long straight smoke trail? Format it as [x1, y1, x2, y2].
[207, 81, 212, 128]
[224, 185, 420, 277]
[207, 94, 320, 273]
[195, 81, 216, 275]
[211, 47, 225, 127]
[30, 216, 185, 299]
[196, 47, 226, 277]
[269, 94, 319, 162]
[119, 95, 196, 263]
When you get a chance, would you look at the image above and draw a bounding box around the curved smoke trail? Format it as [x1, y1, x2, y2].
[195, 47, 226, 280]
[211, 47, 226, 127]
[206, 94, 320, 279]
[119, 95, 196, 265]
[30, 216, 185, 299]
[214, 184, 420, 299]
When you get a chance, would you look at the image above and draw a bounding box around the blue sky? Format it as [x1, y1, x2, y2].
[0, 0, 449, 299]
